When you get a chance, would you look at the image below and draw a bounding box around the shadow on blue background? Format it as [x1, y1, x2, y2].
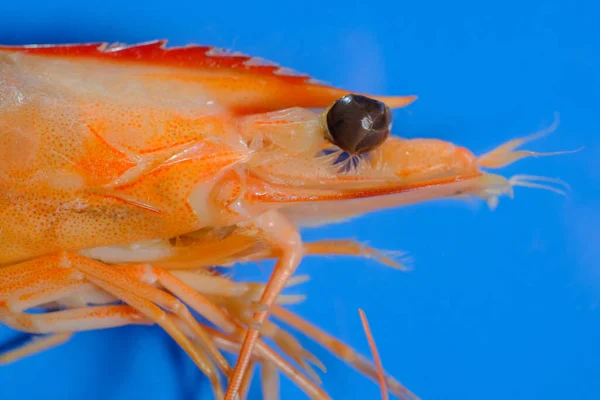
[0, 1, 598, 399]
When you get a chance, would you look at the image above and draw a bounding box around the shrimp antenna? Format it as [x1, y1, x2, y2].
[478, 112, 582, 170]
[359, 308, 389, 400]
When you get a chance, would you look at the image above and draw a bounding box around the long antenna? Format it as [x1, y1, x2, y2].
[359, 308, 389, 400]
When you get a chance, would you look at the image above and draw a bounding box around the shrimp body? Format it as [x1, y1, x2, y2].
[0, 41, 567, 399]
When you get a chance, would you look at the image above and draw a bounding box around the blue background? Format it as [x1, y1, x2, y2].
[0, 1, 598, 399]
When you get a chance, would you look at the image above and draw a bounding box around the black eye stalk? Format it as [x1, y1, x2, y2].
[320, 94, 392, 155]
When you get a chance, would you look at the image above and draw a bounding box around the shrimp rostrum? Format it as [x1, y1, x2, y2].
[0, 41, 568, 399]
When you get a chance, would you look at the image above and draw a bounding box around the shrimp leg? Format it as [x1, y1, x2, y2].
[204, 326, 330, 400]
[0, 305, 149, 365]
[156, 231, 404, 271]
[225, 210, 304, 399]
[70, 258, 227, 399]
[238, 360, 257, 400]
[296, 239, 406, 270]
[0, 253, 226, 399]
[271, 306, 419, 400]
[120, 262, 330, 399]
[139, 267, 330, 400]
[0, 305, 148, 335]
[0, 332, 73, 364]
[0, 261, 330, 399]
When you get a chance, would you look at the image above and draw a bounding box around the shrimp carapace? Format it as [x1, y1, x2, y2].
[0, 40, 572, 400]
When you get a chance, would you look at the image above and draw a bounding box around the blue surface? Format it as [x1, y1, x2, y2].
[0, 1, 598, 399]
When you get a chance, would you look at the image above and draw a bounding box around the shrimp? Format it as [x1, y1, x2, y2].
[0, 40, 569, 399]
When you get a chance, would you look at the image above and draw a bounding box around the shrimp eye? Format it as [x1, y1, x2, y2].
[324, 94, 392, 154]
